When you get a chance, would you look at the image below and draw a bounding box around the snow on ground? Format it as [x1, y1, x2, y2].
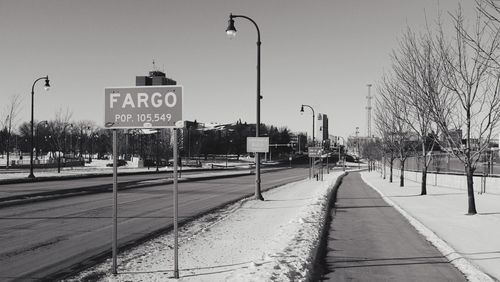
[65, 171, 344, 282]
[362, 171, 500, 282]
[0, 159, 253, 180]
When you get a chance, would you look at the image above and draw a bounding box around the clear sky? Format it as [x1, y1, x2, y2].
[0, 0, 476, 139]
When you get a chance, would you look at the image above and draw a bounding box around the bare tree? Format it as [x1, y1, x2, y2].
[430, 7, 500, 214]
[47, 108, 73, 172]
[374, 103, 397, 182]
[75, 120, 96, 158]
[1, 94, 22, 169]
[377, 74, 416, 187]
[390, 27, 444, 195]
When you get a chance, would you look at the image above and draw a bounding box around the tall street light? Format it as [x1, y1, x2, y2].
[301, 104, 315, 179]
[356, 126, 360, 169]
[226, 13, 264, 201]
[29, 76, 50, 179]
[300, 104, 315, 145]
[337, 136, 346, 171]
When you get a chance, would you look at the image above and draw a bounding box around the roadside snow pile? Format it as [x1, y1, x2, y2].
[66, 172, 344, 282]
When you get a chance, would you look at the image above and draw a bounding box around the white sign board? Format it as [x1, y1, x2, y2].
[308, 146, 323, 157]
[104, 85, 183, 129]
[247, 137, 269, 153]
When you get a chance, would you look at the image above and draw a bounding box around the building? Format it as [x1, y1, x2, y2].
[136, 70, 176, 86]
[440, 129, 463, 148]
[135, 69, 178, 154]
[316, 113, 329, 147]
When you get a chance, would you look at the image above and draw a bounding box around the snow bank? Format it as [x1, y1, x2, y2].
[65, 172, 344, 282]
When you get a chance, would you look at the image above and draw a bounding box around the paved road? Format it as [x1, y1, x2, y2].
[0, 167, 307, 281]
[317, 172, 466, 282]
[0, 169, 252, 200]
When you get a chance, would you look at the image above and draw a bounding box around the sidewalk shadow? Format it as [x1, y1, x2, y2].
[450, 250, 500, 261]
[119, 260, 272, 279]
[478, 212, 500, 216]
[336, 205, 391, 209]
[323, 254, 451, 270]
[265, 198, 312, 201]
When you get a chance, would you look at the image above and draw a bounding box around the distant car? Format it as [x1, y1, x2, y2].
[106, 159, 128, 167]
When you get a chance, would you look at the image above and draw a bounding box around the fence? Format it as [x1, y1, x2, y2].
[399, 153, 497, 175]
[379, 156, 500, 195]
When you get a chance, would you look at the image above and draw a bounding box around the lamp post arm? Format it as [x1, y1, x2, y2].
[230, 14, 261, 43]
[301, 104, 315, 145]
[32, 76, 48, 94]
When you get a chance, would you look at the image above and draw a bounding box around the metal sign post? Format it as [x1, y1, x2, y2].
[104, 85, 183, 277]
[326, 154, 329, 174]
[112, 129, 118, 275]
[309, 157, 312, 179]
[173, 128, 179, 279]
[308, 147, 323, 181]
[246, 137, 269, 200]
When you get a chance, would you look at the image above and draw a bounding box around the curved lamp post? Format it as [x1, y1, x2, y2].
[300, 104, 315, 146]
[29, 76, 50, 179]
[226, 13, 264, 201]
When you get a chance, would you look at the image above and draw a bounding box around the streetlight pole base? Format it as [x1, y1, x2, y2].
[255, 194, 264, 201]
[27, 173, 35, 179]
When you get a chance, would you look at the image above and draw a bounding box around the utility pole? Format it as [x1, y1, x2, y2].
[366, 84, 372, 138]
[356, 127, 360, 169]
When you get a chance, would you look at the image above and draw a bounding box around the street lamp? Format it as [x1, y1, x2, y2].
[226, 13, 264, 201]
[29, 76, 50, 179]
[337, 136, 346, 171]
[300, 104, 315, 145]
[301, 104, 316, 179]
[356, 127, 360, 169]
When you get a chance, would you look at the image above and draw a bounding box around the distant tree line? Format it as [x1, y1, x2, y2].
[1, 111, 305, 166]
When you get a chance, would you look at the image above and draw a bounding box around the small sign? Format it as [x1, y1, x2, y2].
[104, 85, 183, 129]
[308, 146, 323, 157]
[247, 137, 269, 153]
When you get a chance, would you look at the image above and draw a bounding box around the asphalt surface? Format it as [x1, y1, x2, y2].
[0, 169, 252, 202]
[0, 167, 308, 281]
[317, 172, 467, 282]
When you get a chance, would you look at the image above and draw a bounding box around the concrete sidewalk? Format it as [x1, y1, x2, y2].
[319, 172, 466, 281]
[362, 171, 500, 281]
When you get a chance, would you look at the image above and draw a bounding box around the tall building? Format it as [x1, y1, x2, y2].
[136, 70, 176, 86]
[316, 113, 329, 147]
[135, 68, 178, 152]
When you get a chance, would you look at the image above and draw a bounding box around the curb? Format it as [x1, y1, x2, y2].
[360, 172, 497, 282]
[307, 171, 349, 281]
